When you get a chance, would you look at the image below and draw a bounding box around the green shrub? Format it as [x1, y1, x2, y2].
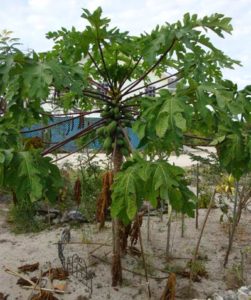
[7, 161, 103, 233]
[57, 162, 103, 222]
[187, 260, 208, 278]
[198, 192, 212, 208]
[78, 164, 102, 222]
[9, 202, 46, 233]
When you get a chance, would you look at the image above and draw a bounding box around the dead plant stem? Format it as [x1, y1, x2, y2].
[137, 214, 151, 299]
[224, 181, 239, 267]
[189, 189, 216, 287]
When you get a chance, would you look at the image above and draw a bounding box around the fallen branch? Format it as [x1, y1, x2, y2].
[4, 267, 67, 295]
[5, 268, 36, 286]
[89, 238, 113, 255]
[56, 241, 111, 247]
[22, 286, 67, 294]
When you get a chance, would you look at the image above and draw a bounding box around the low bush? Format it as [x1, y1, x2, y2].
[9, 202, 47, 233]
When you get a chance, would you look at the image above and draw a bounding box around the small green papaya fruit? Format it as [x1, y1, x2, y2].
[103, 136, 112, 150]
[114, 107, 120, 115]
[107, 120, 117, 134]
[96, 127, 105, 136]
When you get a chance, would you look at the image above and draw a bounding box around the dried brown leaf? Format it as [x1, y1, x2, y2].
[0, 293, 9, 300]
[18, 262, 39, 272]
[31, 291, 59, 300]
[119, 221, 131, 253]
[42, 268, 69, 280]
[17, 276, 38, 286]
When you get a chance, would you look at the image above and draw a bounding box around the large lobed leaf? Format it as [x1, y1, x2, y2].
[0, 148, 63, 203]
[111, 153, 195, 222]
[132, 90, 187, 155]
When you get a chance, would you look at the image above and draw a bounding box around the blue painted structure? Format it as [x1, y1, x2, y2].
[23, 116, 140, 152]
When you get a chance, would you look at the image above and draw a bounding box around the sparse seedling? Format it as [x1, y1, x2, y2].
[187, 260, 208, 279]
[225, 262, 244, 289]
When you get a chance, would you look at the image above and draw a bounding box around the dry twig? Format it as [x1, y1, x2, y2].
[4, 267, 67, 295]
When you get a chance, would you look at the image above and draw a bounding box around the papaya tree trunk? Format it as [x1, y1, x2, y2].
[111, 147, 123, 286]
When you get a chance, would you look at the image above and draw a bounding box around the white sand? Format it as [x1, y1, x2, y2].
[51, 147, 216, 169]
[2, 146, 250, 300]
[0, 205, 250, 299]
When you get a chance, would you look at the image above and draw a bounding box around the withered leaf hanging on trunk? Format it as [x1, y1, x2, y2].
[96, 171, 113, 229]
[74, 177, 81, 207]
[119, 221, 131, 254]
[18, 262, 39, 272]
[160, 273, 176, 300]
[129, 212, 144, 247]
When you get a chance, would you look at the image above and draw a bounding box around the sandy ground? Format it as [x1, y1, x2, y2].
[51, 147, 216, 169]
[1, 147, 250, 300]
[0, 202, 251, 300]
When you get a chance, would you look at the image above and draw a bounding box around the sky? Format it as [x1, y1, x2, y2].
[1, 0, 251, 88]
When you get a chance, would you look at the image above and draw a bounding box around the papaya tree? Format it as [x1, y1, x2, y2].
[0, 8, 251, 286]
[0, 30, 63, 209]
